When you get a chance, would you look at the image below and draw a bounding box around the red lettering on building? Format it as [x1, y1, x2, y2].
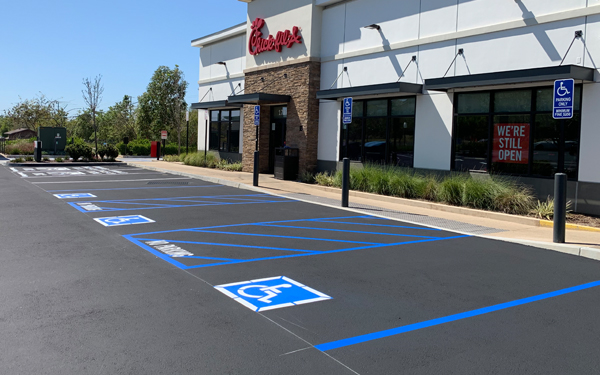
[248, 18, 302, 56]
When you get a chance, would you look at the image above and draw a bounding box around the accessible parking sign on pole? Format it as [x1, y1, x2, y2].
[254, 105, 260, 126]
[343, 97, 353, 124]
[553, 79, 574, 119]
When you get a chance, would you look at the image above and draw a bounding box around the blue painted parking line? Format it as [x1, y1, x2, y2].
[66, 194, 291, 212]
[315, 280, 600, 352]
[316, 220, 441, 231]
[124, 216, 470, 270]
[255, 224, 437, 238]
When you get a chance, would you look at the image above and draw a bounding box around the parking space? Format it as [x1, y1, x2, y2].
[5, 164, 600, 374]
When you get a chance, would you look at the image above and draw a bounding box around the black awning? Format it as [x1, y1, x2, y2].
[425, 65, 595, 91]
[316, 82, 423, 100]
[190, 100, 242, 110]
[227, 93, 291, 105]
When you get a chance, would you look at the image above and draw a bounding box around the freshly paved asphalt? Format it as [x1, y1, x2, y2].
[2, 164, 600, 374]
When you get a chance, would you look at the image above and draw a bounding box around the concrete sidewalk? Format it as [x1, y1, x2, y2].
[125, 160, 600, 261]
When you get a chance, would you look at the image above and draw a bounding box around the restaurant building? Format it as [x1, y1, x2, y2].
[191, 0, 600, 215]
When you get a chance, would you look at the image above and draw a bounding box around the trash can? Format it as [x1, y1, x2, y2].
[151, 141, 160, 158]
[274, 148, 299, 180]
[34, 140, 42, 162]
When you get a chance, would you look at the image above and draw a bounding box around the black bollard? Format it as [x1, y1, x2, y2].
[341, 158, 350, 207]
[253, 151, 259, 187]
[553, 173, 567, 243]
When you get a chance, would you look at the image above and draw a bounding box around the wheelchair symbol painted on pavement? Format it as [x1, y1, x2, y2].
[238, 283, 293, 303]
[215, 276, 332, 312]
[556, 82, 570, 97]
[94, 215, 156, 227]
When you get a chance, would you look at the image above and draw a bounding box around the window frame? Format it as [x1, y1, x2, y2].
[451, 85, 583, 180]
[338, 96, 417, 166]
[209, 109, 241, 153]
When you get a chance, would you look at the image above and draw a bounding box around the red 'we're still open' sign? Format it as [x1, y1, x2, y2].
[492, 123, 530, 164]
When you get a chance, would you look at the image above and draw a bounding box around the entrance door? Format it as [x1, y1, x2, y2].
[269, 106, 287, 174]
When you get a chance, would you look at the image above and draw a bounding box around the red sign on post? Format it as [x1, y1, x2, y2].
[248, 18, 302, 56]
[492, 123, 530, 164]
[161, 130, 167, 140]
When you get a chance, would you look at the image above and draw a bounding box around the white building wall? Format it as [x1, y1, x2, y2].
[579, 82, 600, 183]
[317, 100, 341, 162]
[414, 92, 454, 171]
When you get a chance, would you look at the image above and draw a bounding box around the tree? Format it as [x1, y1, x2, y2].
[137, 65, 188, 153]
[82, 75, 104, 156]
[3, 94, 59, 131]
[0, 116, 12, 137]
[103, 95, 137, 143]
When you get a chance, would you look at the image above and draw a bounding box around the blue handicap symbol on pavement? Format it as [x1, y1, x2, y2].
[54, 193, 97, 199]
[215, 276, 332, 312]
[94, 215, 155, 227]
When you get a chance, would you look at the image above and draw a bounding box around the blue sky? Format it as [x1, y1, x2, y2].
[0, 0, 247, 114]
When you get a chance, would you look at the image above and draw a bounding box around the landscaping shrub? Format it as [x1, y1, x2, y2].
[5, 139, 34, 155]
[11, 157, 24, 162]
[97, 144, 119, 161]
[180, 152, 243, 172]
[25, 156, 34, 162]
[66, 142, 94, 161]
[128, 139, 151, 156]
[311, 164, 535, 215]
[55, 157, 64, 162]
[42, 157, 50, 161]
[116, 142, 129, 156]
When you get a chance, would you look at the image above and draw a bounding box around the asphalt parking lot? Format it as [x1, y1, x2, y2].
[2, 164, 600, 374]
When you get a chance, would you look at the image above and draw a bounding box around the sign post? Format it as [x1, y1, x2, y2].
[553, 79, 574, 119]
[160, 130, 167, 159]
[253, 105, 260, 186]
[343, 98, 353, 125]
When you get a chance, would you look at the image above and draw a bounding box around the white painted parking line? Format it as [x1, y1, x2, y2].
[32, 177, 192, 184]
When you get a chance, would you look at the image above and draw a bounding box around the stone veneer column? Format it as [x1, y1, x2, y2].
[241, 61, 321, 175]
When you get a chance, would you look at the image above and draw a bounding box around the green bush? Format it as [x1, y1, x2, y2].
[128, 139, 151, 156]
[312, 164, 535, 215]
[55, 157, 64, 162]
[42, 157, 50, 161]
[181, 152, 244, 172]
[66, 142, 94, 162]
[116, 142, 129, 156]
[25, 156, 34, 162]
[97, 144, 119, 161]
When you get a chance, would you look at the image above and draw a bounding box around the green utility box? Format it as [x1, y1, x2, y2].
[38, 127, 67, 154]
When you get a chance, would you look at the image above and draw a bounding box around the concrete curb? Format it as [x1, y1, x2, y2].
[482, 236, 600, 261]
[125, 162, 263, 192]
[540, 220, 600, 233]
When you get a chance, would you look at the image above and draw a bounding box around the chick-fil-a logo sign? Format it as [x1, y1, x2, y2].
[248, 18, 302, 56]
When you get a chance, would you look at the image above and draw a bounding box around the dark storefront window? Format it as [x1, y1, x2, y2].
[209, 109, 240, 152]
[340, 97, 416, 167]
[453, 86, 582, 179]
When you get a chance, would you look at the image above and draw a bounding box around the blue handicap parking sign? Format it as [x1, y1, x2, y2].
[54, 193, 97, 199]
[343, 97, 353, 124]
[215, 276, 332, 312]
[254, 105, 260, 126]
[553, 79, 574, 119]
[94, 215, 155, 227]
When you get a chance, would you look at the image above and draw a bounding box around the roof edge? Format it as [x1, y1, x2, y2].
[191, 22, 247, 48]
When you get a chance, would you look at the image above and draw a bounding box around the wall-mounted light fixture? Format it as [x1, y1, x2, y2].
[216, 61, 227, 66]
[575, 30, 583, 38]
[363, 24, 381, 31]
